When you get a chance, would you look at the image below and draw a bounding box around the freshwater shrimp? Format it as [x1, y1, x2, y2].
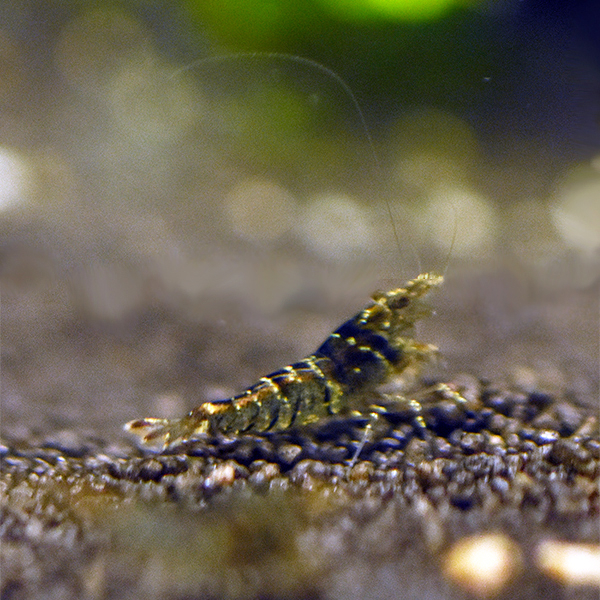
[125, 54, 456, 452]
[125, 272, 444, 450]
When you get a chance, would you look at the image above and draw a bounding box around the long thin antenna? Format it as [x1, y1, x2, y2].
[170, 52, 377, 162]
[172, 51, 417, 275]
[442, 201, 458, 278]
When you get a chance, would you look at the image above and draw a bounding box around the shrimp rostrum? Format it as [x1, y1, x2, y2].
[125, 272, 443, 451]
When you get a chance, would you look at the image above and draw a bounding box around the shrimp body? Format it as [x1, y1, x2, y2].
[125, 273, 442, 450]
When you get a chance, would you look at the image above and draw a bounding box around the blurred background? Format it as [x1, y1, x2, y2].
[1, 0, 598, 444]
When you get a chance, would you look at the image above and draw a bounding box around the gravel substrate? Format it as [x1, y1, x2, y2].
[2, 375, 598, 600]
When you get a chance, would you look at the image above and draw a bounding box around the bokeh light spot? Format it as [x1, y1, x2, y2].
[0, 147, 33, 211]
[444, 533, 522, 598]
[416, 187, 497, 258]
[109, 61, 199, 146]
[225, 178, 298, 243]
[551, 164, 600, 254]
[295, 193, 373, 260]
[54, 8, 151, 94]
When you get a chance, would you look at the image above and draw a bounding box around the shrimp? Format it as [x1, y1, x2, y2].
[125, 272, 443, 450]
[125, 54, 458, 453]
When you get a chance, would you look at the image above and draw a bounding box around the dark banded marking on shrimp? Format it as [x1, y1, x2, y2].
[125, 272, 443, 451]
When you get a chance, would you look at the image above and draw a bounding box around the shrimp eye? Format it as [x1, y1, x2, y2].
[388, 296, 410, 310]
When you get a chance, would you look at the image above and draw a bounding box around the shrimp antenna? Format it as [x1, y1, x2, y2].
[441, 199, 458, 279]
[171, 52, 413, 273]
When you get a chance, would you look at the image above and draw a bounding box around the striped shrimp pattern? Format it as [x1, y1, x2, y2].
[125, 272, 443, 451]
